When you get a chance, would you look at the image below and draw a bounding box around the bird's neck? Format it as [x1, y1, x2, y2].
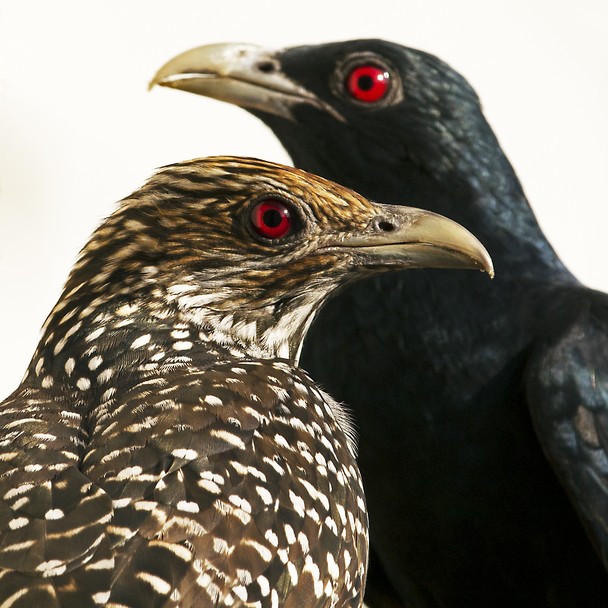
[23, 286, 326, 399]
[170, 285, 325, 365]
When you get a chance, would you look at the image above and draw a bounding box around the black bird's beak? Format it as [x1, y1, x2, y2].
[335, 203, 494, 277]
[150, 43, 344, 122]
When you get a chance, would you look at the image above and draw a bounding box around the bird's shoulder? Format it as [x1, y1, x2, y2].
[525, 285, 608, 565]
[81, 359, 366, 606]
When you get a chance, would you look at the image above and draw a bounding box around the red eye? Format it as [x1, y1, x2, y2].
[251, 199, 293, 239]
[346, 64, 390, 102]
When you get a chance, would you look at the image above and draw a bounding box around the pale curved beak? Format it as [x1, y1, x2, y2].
[150, 42, 343, 121]
[334, 203, 494, 277]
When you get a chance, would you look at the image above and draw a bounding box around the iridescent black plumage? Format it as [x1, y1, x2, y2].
[0, 156, 490, 606]
[154, 41, 608, 606]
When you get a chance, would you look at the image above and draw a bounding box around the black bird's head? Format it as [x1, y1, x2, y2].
[151, 41, 488, 203]
[41, 156, 491, 367]
[152, 40, 558, 271]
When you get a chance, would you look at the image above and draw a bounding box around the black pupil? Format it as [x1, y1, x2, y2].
[358, 75, 374, 91]
[263, 209, 282, 227]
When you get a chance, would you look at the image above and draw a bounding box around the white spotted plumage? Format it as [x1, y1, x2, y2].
[0, 157, 373, 607]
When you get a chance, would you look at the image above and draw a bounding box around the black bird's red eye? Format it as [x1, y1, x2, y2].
[251, 199, 293, 239]
[346, 65, 390, 102]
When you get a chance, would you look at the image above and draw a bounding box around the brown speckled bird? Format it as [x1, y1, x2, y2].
[0, 156, 491, 607]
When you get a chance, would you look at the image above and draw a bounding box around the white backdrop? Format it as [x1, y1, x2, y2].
[1, 0, 607, 399]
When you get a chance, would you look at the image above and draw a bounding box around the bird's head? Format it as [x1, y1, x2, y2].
[151, 40, 496, 207]
[52, 156, 492, 363]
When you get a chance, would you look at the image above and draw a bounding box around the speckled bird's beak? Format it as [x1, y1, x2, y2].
[334, 203, 494, 277]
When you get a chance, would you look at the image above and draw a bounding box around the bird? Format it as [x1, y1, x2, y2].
[0, 155, 492, 607]
[151, 41, 608, 607]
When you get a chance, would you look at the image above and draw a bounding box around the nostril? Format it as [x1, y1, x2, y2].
[257, 61, 277, 74]
[378, 220, 396, 232]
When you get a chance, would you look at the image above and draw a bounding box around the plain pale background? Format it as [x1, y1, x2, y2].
[0, 0, 607, 399]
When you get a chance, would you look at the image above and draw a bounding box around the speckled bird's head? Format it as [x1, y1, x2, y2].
[35, 156, 491, 371]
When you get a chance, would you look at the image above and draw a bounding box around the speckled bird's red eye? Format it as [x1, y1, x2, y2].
[346, 65, 390, 102]
[251, 199, 293, 239]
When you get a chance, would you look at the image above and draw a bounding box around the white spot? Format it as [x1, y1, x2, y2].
[171, 329, 190, 339]
[244, 539, 272, 563]
[137, 571, 171, 595]
[198, 479, 222, 494]
[343, 548, 352, 569]
[131, 334, 151, 349]
[284, 524, 296, 544]
[8, 517, 28, 530]
[24, 464, 42, 473]
[167, 283, 196, 296]
[256, 486, 273, 505]
[298, 531, 310, 553]
[303, 555, 323, 598]
[172, 448, 198, 460]
[133, 501, 157, 512]
[306, 508, 320, 523]
[4, 483, 34, 500]
[232, 586, 247, 601]
[33, 433, 56, 442]
[327, 552, 340, 579]
[209, 429, 245, 449]
[277, 548, 289, 563]
[97, 368, 114, 383]
[92, 591, 111, 604]
[324, 516, 338, 535]
[264, 530, 279, 547]
[177, 500, 199, 513]
[173, 341, 193, 351]
[204, 394, 223, 406]
[228, 495, 252, 513]
[257, 574, 270, 597]
[41, 376, 54, 388]
[36, 560, 67, 576]
[86, 558, 115, 570]
[86, 327, 106, 342]
[116, 466, 143, 481]
[35, 358, 45, 375]
[45, 509, 64, 520]
[88, 356, 103, 370]
[262, 456, 285, 476]
[336, 504, 347, 525]
[116, 303, 139, 317]
[236, 568, 253, 585]
[151, 541, 192, 562]
[289, 490, 306, 517]
[112, 498, 131, 509]
[64, 358, 75, 375]
[287, 561, 299, 586]
[101, 387, 116, 402]
[271, 589, 279, 608]
[76, 377, 91, 391]
[213, 537, 229, 554]
[274, 434, 290, 449]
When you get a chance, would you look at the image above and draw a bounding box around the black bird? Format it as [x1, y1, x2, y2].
[0, 156, 491, 607]
[152, 41, 608, 607]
